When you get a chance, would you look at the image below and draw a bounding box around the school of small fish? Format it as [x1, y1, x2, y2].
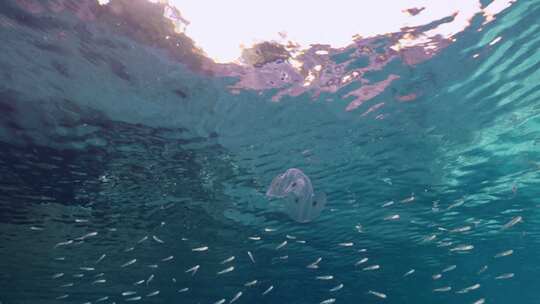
[37, 184, 525, 304]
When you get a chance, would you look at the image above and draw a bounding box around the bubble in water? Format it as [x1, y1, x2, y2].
[266, 168, 326, 223]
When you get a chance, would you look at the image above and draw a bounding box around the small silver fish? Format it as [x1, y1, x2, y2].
[262, 285, 274, 295]
[122, 291, 137, 296]
[296, 240, 307, 244]
[73, 273, 84, 278]
[92, 279, 106, 284]
[423, 234, 437, 242]
[178, 288, 189, 293]
[457, 283, 480, 294]
[495, 273, 514, 280]
[186, 265, 200, 276]
[433, 286, 451, 292]
[451, 226, 471, 233]
[278, 255, 289, 260]
[403, 269, 415, 277]
[384, 214, 400, 220]
[148, 264, 158, 268]
[264, 228, 276, 232]
[213, 299, 226, 304]
[133, 279, 145, 285]
[77, 231, 98, 240]
[79, 267, 95, 271]
[338, 242, 354, 247]
[286, 234, 296, 240]
[363, 265, 380, 271]
[137, 235, 148, 243]
[401, 195, 415, 203]
[450, 244, 474, 252]
[125, 296, 142, 301]
[355, 258, 368, 266]
[55, 294, 69, 300]
[247, 251, 255, 263]
[320, 299, 336, 304]
[437, 241, 453, 247]
[329, 283, 343, 292]
[146, 290, 160, 297]
[121, 259, 137, 267]
[368, 290, 387, 299]
[307, 257, 322, 269]
[146, 274, 154, 285]
[60, 282, 74, 287]
[276, 241, 287, 250]
[494, 249, 513, 258]
[220, 256, 235, 264]
[51, 273, 64, 279]
[192, 246, 208, 252]
[248, 236, 261, 241]
[501, 216, 522, 230]
[432, 274, 442, 280]
[124, 247, 135, 252]
[217, 266, 234, 275]
[472, 298, 485, 304]
[316, 275, 334, 280]
[447, 199, 464, 209]
[95, 254, 106, 264]
[55, 240, 73, 248]
[442, 265, 456, 272]
[30, 226, 44, 231]
[161, 255, 174, 262]
[244, 280, 257, 287]
[382, 201, 394, 207]
[229, 291, 242, 304]
[152, 235, 164, 243]
[93, 272, 104, 278]
[96, 296, 109, 302]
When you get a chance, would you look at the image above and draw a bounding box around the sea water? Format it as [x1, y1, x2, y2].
[0, 1, 539, 304]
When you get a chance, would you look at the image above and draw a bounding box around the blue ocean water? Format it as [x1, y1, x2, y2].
[0, 1, 539, 304]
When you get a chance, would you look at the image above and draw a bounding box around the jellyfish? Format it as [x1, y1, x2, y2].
[266, 168, 326, 223]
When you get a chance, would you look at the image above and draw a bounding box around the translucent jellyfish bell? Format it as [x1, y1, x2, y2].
[266, 168, 314, 201]
[266, 168, 326, 223]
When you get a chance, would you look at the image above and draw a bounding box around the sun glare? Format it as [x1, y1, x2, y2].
[167, 0, 515, 64]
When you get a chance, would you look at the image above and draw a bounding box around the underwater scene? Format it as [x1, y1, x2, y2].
[0, 0, 539, 303]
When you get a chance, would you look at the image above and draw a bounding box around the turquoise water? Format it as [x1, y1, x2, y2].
[0, 1, 539, 303]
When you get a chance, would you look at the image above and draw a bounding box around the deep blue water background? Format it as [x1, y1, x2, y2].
[0, 1, 539, 303]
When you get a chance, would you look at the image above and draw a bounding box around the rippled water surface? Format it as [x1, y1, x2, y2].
[1, 1, 539, 303]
